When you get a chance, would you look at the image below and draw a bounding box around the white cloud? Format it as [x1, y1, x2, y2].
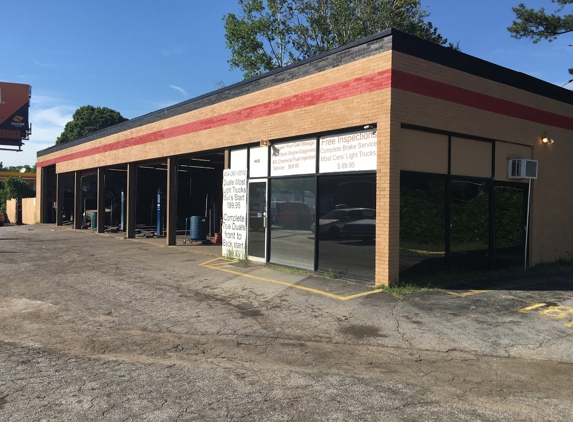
[34, 60, 57, 69]
[31, 104, 74, 142]
[169, 85, 187, 97]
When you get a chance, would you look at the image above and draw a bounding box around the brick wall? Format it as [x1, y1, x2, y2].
[35, 30, 573, 284]
[391, 52, 573, 267]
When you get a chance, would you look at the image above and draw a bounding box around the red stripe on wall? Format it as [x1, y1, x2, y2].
[37, 70, 393, 168]
[38, 68, 573, 169]
[392, 70, 573, 130]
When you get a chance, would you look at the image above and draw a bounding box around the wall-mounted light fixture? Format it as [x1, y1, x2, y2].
[542, 132, 555, 144]
[363, 124, 377, 135]
[260, 140, 270, 147]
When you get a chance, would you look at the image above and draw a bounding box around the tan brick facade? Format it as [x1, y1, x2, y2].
[36, 30, 573, 285]
[392, 50, 573, 268]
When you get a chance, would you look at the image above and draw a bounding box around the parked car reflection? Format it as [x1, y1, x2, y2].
[340, 218, 375, 242]
[312, 208, 375, 239]
[271, 201, 313, 230]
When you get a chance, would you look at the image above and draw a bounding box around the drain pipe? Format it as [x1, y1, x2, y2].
[524, 178, 532, 271]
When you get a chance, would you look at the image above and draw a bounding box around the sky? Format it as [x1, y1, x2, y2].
[2, 0, 571, 167]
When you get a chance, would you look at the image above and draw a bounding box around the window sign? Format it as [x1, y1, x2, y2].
[319, 130, 377, 173]
[270, 138, 316, 177]
[230, 148, 247, 170]
[222, 169, 248, 259]
[249, 146, 268, 178]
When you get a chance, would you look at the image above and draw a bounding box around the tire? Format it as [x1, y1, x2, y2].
[327, 227, 340, 239]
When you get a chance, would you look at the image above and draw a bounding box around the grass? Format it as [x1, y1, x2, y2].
[265, 264, 350, 282]
[377, 283, 441, 299]
[528, 258, 573, 273]
[266, 264, 313, 276]
[383, 258, 573, 299]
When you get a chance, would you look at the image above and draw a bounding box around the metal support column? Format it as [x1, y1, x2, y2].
[166, 157, 177, 246]
[97, 168, 106, 233]
[40, 167, 48, 223]
[73, 171, 82, 229]
[126, 163, 136, 239]
[56, 173, 63, 226]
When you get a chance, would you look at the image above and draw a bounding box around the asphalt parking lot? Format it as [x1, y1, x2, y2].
[0, 224, 572, 421]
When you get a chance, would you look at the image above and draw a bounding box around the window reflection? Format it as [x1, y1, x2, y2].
[495, 182, 527, 269]
[269, 177, 315, 270]
[450, 177, 490, 272]
[399, 172, 446, 279]
[317, 174, 376, 281]
[400, 171, 527, 280]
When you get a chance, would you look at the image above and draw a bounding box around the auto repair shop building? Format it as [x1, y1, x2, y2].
[35, 29, 573, 286]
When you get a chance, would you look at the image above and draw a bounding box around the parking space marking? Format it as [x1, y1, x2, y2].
[199, 258, 381, 301]
[518, 303, 573, 328]
[447, 290, 491, 297]
[518, 303, 547, 313]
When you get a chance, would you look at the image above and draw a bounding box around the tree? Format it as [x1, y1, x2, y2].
[508, 0, 573, 79]
[56, 105, 128, 145]
[224, 0, 453, 79]
[0, 163, 36, 173]
[0, 176, 35, 214]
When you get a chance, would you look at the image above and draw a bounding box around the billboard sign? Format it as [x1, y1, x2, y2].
[0, 82, 31, 148]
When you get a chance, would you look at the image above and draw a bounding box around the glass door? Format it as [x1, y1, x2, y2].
[247, 180, 267, 261]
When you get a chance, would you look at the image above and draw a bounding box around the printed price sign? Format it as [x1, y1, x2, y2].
[222, 169, 247, 260]
[319, 130, 377, 173]
[270, 138, 316, 176]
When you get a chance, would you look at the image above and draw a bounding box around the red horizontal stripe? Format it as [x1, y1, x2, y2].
[39, 68, 572, 169]
[392, 69, 573, 130]
[38, 70, 392, 168]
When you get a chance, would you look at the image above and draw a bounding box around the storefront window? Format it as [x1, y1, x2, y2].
[450, 177, 490, 272]
[269, 177, 315, 270]
[317, 173, 376, 281]
[494, 181, 527, 269]
[399, 172, 446, 279]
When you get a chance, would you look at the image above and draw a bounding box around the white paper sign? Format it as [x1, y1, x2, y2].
[319, 130, 377, 173]
[222, 169, 248, 259]
[270, 138, 316, 176]
[249, 146, 268, 178]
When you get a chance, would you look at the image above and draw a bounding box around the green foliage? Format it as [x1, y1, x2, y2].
[0, 176, 35, 213]
[400, 176, 526, 252]
[450, 182, 489, 246]
[56, 105, 128, 145]
[508, 0, 573, 76]
[400, 176, 445, 246]
[376, 282, 441, 298]
[495, 185, 525, 249]
[224, 0, 454, 79]
[0, 163, 36, 173]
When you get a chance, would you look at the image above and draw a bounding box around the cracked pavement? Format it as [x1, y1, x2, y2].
[0, 225, 572, 421]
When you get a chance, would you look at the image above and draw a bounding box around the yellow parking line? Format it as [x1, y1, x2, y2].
[518, 303, 547, 313]
[201, 257, 236, 266]
[199, 259, 380, 301]
[447, 290, 491, 297]
[538, 306, 573, 319]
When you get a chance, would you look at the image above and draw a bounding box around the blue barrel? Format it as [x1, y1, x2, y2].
[90, 212, 97, 229]
[189, 216, 206, 240]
